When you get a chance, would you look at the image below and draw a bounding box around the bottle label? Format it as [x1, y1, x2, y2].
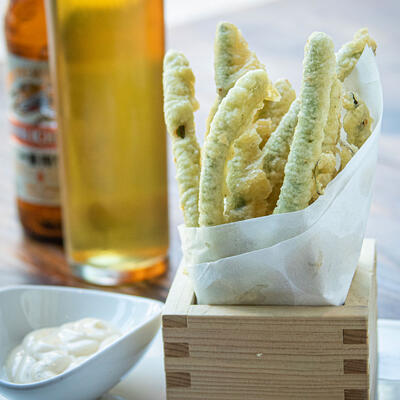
[7, 53, 60, 206]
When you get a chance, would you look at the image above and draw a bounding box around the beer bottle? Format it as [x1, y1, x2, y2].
[5, 0, 62, 242]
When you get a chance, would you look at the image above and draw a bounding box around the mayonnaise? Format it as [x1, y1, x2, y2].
[5, 318, 121, 384]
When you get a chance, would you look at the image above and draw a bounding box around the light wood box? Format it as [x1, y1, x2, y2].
[162, 239, 377, 400]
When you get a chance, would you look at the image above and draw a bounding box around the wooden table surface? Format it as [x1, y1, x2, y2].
[0, 0, 399, 318]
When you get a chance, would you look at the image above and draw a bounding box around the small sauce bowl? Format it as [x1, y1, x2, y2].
[0, 285, 162, 400]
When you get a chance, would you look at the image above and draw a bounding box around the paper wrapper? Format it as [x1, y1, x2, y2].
[179, 47, 383, 306]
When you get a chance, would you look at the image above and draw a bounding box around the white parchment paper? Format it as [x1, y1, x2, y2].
[179, 47, 382, 306]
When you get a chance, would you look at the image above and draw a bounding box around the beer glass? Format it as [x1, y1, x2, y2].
[45, 0, 168, 285]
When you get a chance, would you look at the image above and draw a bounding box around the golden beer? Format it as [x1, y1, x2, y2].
[46, 0, 168, 284]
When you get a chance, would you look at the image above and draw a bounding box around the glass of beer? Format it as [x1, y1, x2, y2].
[45, 0, 168, 285]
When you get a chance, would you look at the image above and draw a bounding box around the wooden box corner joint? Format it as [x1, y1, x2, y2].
[162, 239, 377, 400]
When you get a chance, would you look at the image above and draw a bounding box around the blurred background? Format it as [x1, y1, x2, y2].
[0, 0, 275, 59]
[0, 0, 398, 317]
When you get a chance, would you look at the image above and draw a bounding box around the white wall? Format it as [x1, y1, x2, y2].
[165, 0, 276, 26]
[0, 0, 276, 61]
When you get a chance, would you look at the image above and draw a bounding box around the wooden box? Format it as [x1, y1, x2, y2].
[162, 239, 377, 400]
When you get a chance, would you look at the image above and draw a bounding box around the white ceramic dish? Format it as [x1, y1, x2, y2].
[0, 285, 162, 400]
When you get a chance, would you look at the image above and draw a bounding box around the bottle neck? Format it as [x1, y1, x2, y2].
[5, 0, 48, 61]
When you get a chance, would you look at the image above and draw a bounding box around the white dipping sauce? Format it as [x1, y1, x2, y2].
[6, 318, 121, 384]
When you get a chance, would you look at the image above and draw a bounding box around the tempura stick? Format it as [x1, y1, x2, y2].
[205, 22, 279, 137]
[274, 32, 335, 214]
[255, 118, 273, 148]
[225, 128, 271, 222]
[313, 77, 342, 197]
[163, 50, 201, 227]
[256, 78, 296, 145]
[318, 27, 376, 179]
[261, 99, 300, 214]
[199, 69, 269, 226]
[337, 91, 373, 171]
[336, 28, 377, 82]
[313, 153, 337, 198]
[343, 91, 373, 148]
[321, 78, 343, 156]
[339, 139, 358, 171]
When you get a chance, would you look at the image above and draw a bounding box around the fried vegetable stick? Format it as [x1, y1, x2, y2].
[336, 28, 377, 82]
[313, 77, 342, 196]
[337, 91, 373, 171]
[343, 91, 373, 148]
[255, 118, 273, 147]
[261, 99, 300, 214]
[274, 32, 335, 214]
[321, 78, 343, 156]
[334, 28, 376, 171]
[257, 78, 296, 134]
[205, 22, 279, 137]
[204, 98, 220, 139]
[313, 153, 337, 198]
[339, 139, 358, 171]
[199, 69, 269, 226]
[225, 128, 271, 222]
[163, 50, 201, 227]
